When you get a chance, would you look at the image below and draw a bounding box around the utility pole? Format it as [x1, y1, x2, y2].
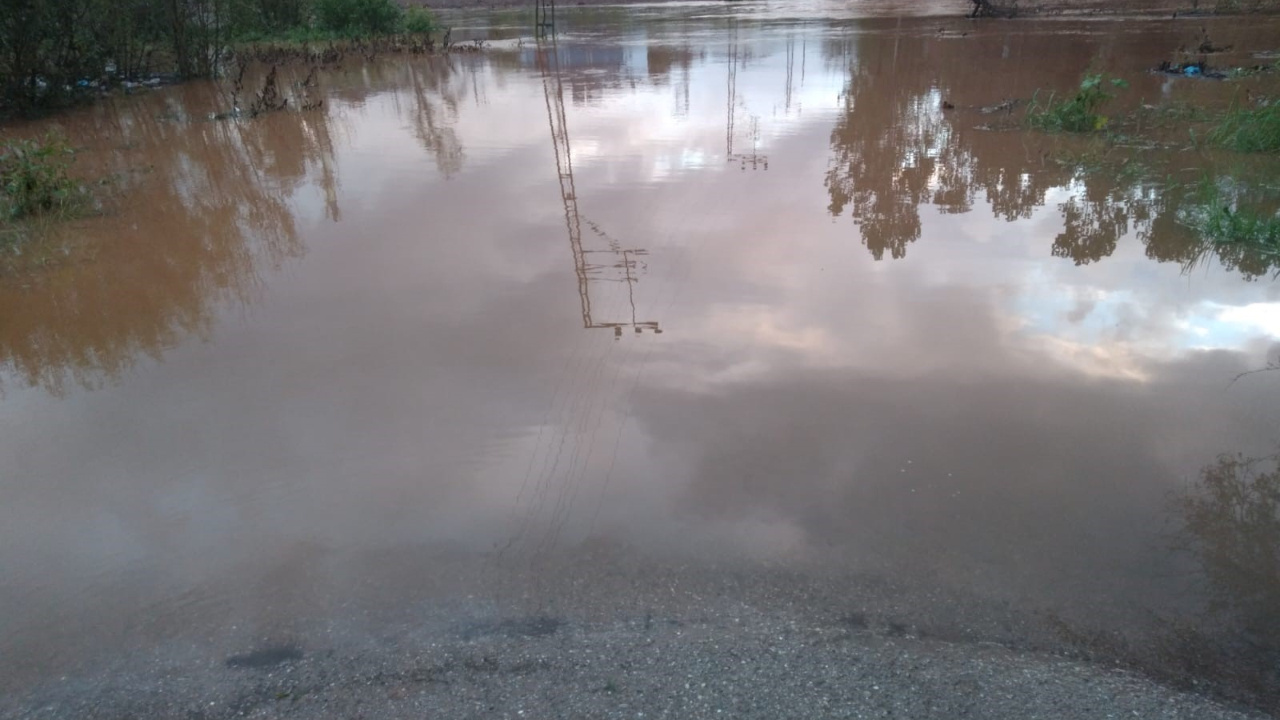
[535, 0, 556, 36]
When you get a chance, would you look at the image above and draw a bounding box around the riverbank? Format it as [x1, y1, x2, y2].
[407, 0, 1280, 16]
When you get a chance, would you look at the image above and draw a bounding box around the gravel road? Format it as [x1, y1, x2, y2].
[2, 551, 1267, 720]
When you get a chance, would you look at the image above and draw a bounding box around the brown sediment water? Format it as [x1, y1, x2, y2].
[1, 4, 1279, 711]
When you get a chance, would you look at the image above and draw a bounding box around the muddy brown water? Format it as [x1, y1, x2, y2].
[2, 3, 1280, 701]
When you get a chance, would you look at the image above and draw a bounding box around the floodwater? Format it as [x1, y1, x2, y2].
[3, 1, 1280, 698]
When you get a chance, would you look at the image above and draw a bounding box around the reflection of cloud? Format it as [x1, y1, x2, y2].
[1027, 335, 1153, 381]
[1011, 293, 1280, 380]
[630, 298, 1280, 611]
[684, 304, 843, 384]
[1213, 303, 1280, 341]
[1065, 294, 1098, 324]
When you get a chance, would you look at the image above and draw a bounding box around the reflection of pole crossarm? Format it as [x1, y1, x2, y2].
[725, 23, 767, 172]
[534, 0, 556, 36]
[580, 249, 661, 337]
[727, 114, 768, 171]
[539, 41, 661, 338]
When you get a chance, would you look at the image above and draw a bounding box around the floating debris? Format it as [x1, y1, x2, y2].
[1155, 60, 1227, 80]
[980, 99, 1019, 114]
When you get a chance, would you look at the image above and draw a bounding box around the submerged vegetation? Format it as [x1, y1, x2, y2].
[1208, 99, 1280, 153]
[0, 134, 87, 224]
[0, 0, 437, 116]
[1020, 61, 1280, 274]
[1182, 179, 1280, 266]
[0, 133, 97, 275]
[1028, 68, 1278, 154]
[1026, 74, 1128, 132]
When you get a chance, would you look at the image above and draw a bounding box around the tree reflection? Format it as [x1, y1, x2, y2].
[0, 83, 342, 395]
[822, 29, 1091, 261]
[1052, 187, 1127, 265]
[0, 55, 499, 396]
[405, 59, 466, 180]
[330, 56, 470, 179]
[821, 28, 1280, 278]
[824, 57, 945, 260]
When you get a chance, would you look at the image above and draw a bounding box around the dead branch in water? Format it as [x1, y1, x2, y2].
[298, 66, 323, 111]
[249, 66, 288, 117]
[226, 61, 247, 116]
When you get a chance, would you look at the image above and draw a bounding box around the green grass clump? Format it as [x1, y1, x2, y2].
[0, 134, 87, 223]
[1209, 100, 1280, 154]
[234, 4, 435, 45]
[313, 0, 404, 38]
[235, 26, 343, 44]
[404, 6, 437, 35]
[1027, 73, 1128, 133]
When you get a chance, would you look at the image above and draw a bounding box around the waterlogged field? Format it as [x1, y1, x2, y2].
[2, 4, 1280, 717]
